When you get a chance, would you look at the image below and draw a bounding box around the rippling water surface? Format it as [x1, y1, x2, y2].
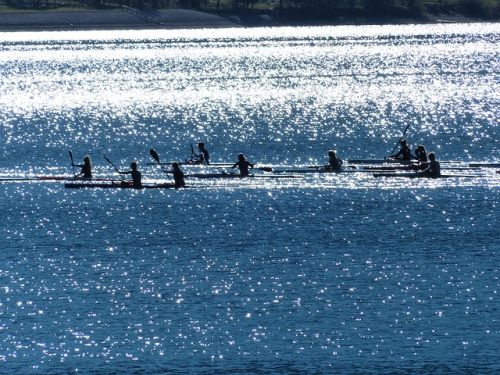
[0, 24, 499, 373]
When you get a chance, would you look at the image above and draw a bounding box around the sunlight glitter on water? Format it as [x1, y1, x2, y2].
[0, 24, 498, 372]
[1, 25, 497, 169]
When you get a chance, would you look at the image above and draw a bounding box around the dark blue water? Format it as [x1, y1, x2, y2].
[0, 24, 499, 373]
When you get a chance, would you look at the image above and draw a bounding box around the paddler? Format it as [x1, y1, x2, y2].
[119, 161, 142, 188]
[232, 153, 254, 177]
[73, 156, 92, 179]
[188, 142, 210, 165]
[409, 144, 429, 171]
[197, 142, 210, 165]
[419, 152, 441, 177]
[171, 162, 186, 189]
[414, 145, 428, 163]
[326, 150, 343, 171]
[389, 139, 413, 161]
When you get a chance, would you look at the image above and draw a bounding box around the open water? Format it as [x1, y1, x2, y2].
[0, 24, 499, 373]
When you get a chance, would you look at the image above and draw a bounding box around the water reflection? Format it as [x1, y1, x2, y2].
[0, 24, 498, 372]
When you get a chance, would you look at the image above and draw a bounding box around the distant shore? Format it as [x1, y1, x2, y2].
[0, 7, 495, 32]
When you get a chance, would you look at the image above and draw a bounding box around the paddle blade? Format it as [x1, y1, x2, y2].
[150, 149, 160, 163]
[259, 167, 272, 172]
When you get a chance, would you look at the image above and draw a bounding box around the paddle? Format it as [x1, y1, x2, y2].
[149, 149, 173, 182]
[387, 123, 411, 159]
[103, 154, 124, 180]
[190, 143, 196, 162]
[69, 150, 76, 177]
[150, 148, 161, 164]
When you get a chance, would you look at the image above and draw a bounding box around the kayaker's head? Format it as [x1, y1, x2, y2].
[131, 161, 138, 170]
[328, 150, 336, 157]
[84, 156, 91, 166]
[198, 142, 204, 149]
[428, 152, 436, 161]
[401, 139, 407, 146]
[238, 153, 245, 161]
[172, 162, 179, 169]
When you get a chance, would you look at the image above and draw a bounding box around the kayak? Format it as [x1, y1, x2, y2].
[185, 173, 301, 179]
[147, 162, 273, 172]
[272, 168, 359, 174]
[373, 173, 480, 178]
[348, 159, 417, 165]
[349, 159, 456, 165]
[469, 163, 500, 168]
[147, 161, 232, 167]
[363, 165, 479, 171]
[65, 182, 182, 189]
[0, 176, 115, 182]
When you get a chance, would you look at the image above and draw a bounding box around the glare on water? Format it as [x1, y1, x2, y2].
[0, 23, 498, 373]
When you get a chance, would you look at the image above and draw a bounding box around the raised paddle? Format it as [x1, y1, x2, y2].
[190, 143, 196, 162]
[149, 149, 174, 182]
[387, 123, 411, 159]
[69, 150, 76, 177]
[150, 148, 161, 164]
[103, 154, 124, 180]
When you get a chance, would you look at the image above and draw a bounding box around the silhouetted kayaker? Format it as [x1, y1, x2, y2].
[326, 150, 343, 171]
[420, 152, 441, 177]
[389, 139, 413, 161]
[171, 162, 186, 189]
[232, 153, 254, 176]
[120, 161, 142, 188]
[73, 156, 92, 179]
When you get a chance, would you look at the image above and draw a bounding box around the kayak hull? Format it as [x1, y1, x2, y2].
[186, 173, 301, 179]
[65, 182, 181, 189]
[373, 173, 479, 178]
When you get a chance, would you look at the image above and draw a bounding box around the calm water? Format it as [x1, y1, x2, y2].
[0, 24, 499, 373]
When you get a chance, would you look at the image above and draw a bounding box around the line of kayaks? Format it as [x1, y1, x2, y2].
[149, 159, 498, 171]
[0, 163, 489, 182]
[63, 173, 303, 189]
[1, 159, 496, 189]
[62, 171, 488, 189]
[0, 173, 301, 182]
